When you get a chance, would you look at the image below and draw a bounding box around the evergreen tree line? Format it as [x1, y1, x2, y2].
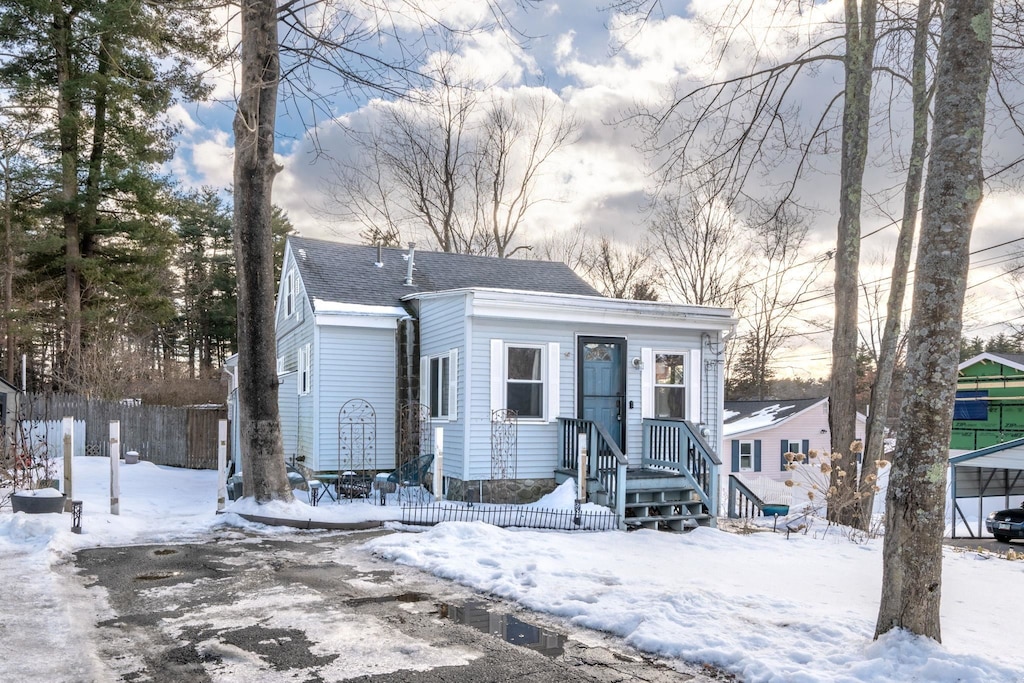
[0, 1, 291, 398]
[959, 331, 1024, 360]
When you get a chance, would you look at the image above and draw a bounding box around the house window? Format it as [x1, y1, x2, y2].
[298, 344, 311, 395]
[285, 270, 295, 317]
[738, 440, 754, 471]
[276, 356, 285, 375]
[429, 355, 450, 419]
[506, 345, 544, 419]
[781, 438, 808, 471]
[654, 353, 686, 419]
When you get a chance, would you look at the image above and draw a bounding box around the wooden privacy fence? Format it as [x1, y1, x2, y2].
[20, 393, 225, 469]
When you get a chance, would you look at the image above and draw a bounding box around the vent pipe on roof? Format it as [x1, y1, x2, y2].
[404, 242, 416, 286]
[375, 243, 383, 268]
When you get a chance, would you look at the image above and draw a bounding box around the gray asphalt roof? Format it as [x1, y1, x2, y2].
[289, 237, 602, 308]
[723, 397, 826, 427]
[981, 352, 1024, 367]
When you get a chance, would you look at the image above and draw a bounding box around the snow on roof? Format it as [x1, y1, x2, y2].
[722, 397, 827, 437]
[311, 299, 407, 317]
[723, 403, 796, 436]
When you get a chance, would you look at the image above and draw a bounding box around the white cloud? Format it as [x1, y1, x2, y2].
[554, 31, 575, 61]
[189, 132, 235, 190]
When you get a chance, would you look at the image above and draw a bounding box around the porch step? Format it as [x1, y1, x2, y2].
[624, 489, 709, 531]
[625, 513, 712, 532]
[554, 466, 715, 531]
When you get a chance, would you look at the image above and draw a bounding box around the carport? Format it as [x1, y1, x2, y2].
[949, 437, 1024, 538]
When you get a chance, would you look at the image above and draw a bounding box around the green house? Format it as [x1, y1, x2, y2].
[951, 352, 1024, 452]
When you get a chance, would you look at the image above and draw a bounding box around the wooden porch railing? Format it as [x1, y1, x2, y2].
[727, 474, 765, 518]
[726, 473, 793, 519]
[641, 418, 720, 516]
[557, 417, 628, 524]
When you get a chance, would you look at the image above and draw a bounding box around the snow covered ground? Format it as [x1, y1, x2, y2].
[2, 457, 1023, 682]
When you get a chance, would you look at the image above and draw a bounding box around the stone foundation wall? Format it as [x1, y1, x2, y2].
[445, 477, 557, 505]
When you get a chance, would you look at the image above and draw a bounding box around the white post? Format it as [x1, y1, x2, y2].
[217, 419, 228, 511]
[433, 426, 444, 500]
[110, 421, 120, 515]
[577, 430, 588, 502]
[62, 416, 73, 512]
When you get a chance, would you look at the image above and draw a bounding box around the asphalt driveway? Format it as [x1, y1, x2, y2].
[71, 528, 729, 682]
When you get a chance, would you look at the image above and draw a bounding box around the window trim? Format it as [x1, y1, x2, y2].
[489, 340, 558, 422]
[505, 343, 546, 421]
[285, 270, 295, 317]
[298, 344, 311, 395]
[425, 350, 458, 421]
[653, 351, 687, 420]
[641, 347, 701, 423]
[738, 439, 754, 471]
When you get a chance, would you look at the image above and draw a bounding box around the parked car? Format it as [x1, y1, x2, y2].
[986, 503, 1024, 542]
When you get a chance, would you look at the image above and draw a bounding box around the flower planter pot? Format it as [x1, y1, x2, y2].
[124, 451, 139, 465]
[11, 490, 66, 514]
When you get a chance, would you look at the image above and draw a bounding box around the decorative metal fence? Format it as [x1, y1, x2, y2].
[400, 503, 619, 531]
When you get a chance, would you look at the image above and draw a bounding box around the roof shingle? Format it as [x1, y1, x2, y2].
[289, 237, 602, 308]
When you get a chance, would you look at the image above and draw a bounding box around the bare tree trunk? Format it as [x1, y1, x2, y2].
[829, 0, 877, 526]
[858, 0, 934, 528]
[54, 3, 82, 389]
[2, 146, 15, 383]
[875, 0, 992, 641]
[233, 0, 292, 503]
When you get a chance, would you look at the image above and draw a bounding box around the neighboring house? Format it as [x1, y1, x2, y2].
[262, 236, 736, 525]
[723, 397, 869, 480]
[951, 352, 1024, 455]
[0, 376, 18, 440]
[722, 397, 868, 515]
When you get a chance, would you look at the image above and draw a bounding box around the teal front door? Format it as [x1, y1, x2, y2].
[578, 337, 626, 450]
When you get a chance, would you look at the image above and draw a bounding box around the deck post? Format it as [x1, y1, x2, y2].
[62, 416, 74, 512]
[434, 427, 444, 500]
[109, 421, 120, 515]
[577, 429, 588, 501]
[217, 419, 228, 512]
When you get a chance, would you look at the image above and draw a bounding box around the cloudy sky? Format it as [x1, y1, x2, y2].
[168, 0, 1023, 376]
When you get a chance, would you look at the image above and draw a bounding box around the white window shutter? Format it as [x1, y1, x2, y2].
[688, 348, 702, 423]
[420, 355, 429, 412]
[640, 347, 654, 419]
[547, 342, 560, 422]
[448, 348, 458, 419]
[490, 339, 503, 415]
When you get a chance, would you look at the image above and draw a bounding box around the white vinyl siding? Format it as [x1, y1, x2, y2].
[314, 324, 398, 473]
